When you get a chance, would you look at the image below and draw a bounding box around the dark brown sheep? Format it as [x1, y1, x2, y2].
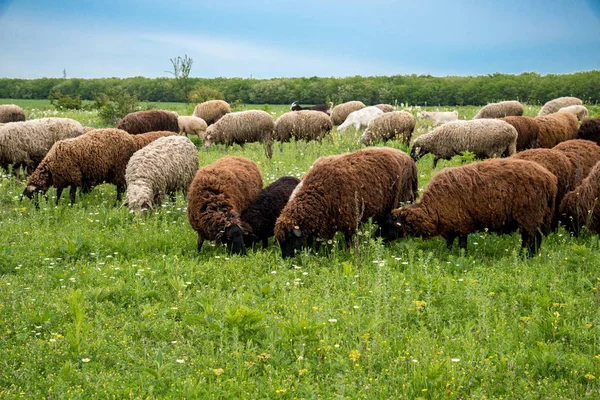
[577, 118, 600, 144]
[380, 159, 558, 256]
[116, 110, 179, 135]
[553, 139, 600, 186]
[0, 104, 26, 123]
[130, 130, 178, 150]
[501, 116, 539, 151]
[274, 147, 418, 258]
[534, 112, 578, 148]
[187, 156, 263, 255]
[558, 161, 600, 235]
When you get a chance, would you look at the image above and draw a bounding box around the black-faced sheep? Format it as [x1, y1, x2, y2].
[362, 111, 416, 146]
[274, 147, 418, 258]
[116, 110, 179, 135]
[558, 105, 588, 121]
[417, 111, 458, 125]
[576, 118, 600, 144]
[330, 101, 366, 125]
[241, 176, 300, 248]
[500, 116, 539, 151]
[374, 104, 394, 113]
[274, 111, 333, 143]
[380, 159, 558, 256]
[473, 100, 524, 119]
[0, 104, 26, 123]
[187, 156, 263, 255]
[553, 139, 600, 185]
[290, 101, 332, 114]
[178, 115, 207, 137]
[193, 100, 231, 125]
[410, 119, 518, 167]
[534, 112, 579, 148]
[538, 97, 583, 116]
[337, 106, 383, 132]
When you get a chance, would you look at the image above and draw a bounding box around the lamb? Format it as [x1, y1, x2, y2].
[274, 147, 418, 258]
[0, 104, 26, 123]
[374, 104, 394, 113]
[337, 106, 383, 132]
[0, 118, 84, 173]
[577, 117, 600, 144]
[124, 136, 199, 212]
[274, 110, 333, 143]
[380, 159, 558, 256]
[361, 111, 416, 146]
[22, 129, 137, 204]
[417, 111, 458, 125]
[558, 105, 588, 121]
[193, 100, 231, 125]
[290, 101, 332, 114]
[116, 110, 179, 135]
[187, 156, 263, 255]
[473, 100, 524, 119]
[558, 161, 600, 235]
[330, 101, 366, 125]
[178, 115, 207, 137]
[410, 119, 518, 168]
[130, 130, 178, 150]
[241, 176, 300, 248]
[500, 116, 539, 151]
[538, 97, 583, 116]
[553, 139, 600, 185]
[203, 110, 274, 158]
[534, 112, 579, 148]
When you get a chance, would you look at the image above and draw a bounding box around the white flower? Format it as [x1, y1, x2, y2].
[451, 358, 461, 362]
[411, 359, 418, 363]
[176, 359, 185, 363]
[328, 319, 337, 323]
[82, 358, 90, 363]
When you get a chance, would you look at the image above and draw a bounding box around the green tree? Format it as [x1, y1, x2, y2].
[166, 54, 194, 103]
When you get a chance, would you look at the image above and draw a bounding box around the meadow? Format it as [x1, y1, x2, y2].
[1, 99, 600, 398]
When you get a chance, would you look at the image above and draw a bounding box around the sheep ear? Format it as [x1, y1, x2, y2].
[292, 227, 302, 237]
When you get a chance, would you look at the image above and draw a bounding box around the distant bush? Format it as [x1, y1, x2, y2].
[189, 86, 225, 104]
[48, 92, 82, 110]
[96, 88, 138, 126]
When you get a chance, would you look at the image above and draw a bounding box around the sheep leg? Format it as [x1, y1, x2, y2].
[458, 235, 468, 252]
[262, 238, 268, 248]
[445, 235, 455, 249]
[344, 233, 353, 249]
[433, 156, 441, 168]
[69, 185, 77, 205]
[169, 192, 176, 202]
[56, 187, 63, 205]
[522, 230, 542, 257]
[116, 185, 125, 202]
[197, 234, 204, 252]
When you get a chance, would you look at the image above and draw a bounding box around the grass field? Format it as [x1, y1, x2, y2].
[2, 99, 600, 398]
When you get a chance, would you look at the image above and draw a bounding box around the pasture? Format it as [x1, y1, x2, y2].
[1, 99, 600, 398]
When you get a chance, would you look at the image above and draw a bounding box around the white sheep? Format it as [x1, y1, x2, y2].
[557, 105, 588, 121]
[178, 115, 208, 137]
[337, 106, 383, 132]
[417, 111, 458, 125]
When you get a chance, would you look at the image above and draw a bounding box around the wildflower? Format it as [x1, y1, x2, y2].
[257, 353, 271, 362]
[212, 368, 224, 376]
[595, 354, 600, 360]
[585, 373, 595, 380]
[328, 318, 337, 323]
[81, 358, 90, 363]
[297, 356, 304, 361]
[451, 358, 461, 362]
[176, 359, 185, 364]
[349, 350, 361, 362]
[413, 300, 426, 310]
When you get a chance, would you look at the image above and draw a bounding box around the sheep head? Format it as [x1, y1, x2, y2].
[22, 163, 53, 200]
[218, 223, 248, 255]
[410, 145, 422, 160]
[379, 206, 426, 242]
[290, 101, 301, 111]
[203, 133, 212, 147]
[278, 225, 304, 259]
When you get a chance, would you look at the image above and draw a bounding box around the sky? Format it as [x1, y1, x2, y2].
[0, 0, 599, 79]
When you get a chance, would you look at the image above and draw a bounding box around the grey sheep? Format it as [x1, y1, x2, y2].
[0, 104, 26, 123]
[274, 110, 333, 143]
[538, 97, 583, 116]
[473, 101, 524, 119]
[362, 111, 416, 146]
[330, 101, 366, 125]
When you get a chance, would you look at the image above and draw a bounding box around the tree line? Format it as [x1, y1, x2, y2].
[1, 71, 598, 106]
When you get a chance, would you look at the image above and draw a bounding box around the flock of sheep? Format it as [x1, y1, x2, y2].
[1, 95, 600, 259]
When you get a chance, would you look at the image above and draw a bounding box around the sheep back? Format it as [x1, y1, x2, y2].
[538, 97, 583, 116]
[558, 105, 588, 121]
[116, 110, 179, 135]
[577, 117, 600, 144]
[500, 116, 539, 151]
[473, 100, 524, 119]
[553, 139, 600, 185]
[558, 161, 600, 234]
[130, 130, 178, 150]
[274, 110, 333, 142]
[534, 112, 578, 148]
[330, 101, 366, 125]
[0, 104, 26, 123]
[374, 104, 394, 113]
[193, 100, 231, 125]
[362, 111, 416, 146]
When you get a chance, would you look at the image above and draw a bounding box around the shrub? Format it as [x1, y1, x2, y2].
[189, 86, 225, 104]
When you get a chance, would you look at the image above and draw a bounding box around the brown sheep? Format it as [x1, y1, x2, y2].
[558, 162, 600, 235]
[473, 100, 524, 119]
[0, 104, 26, 123]
[576, 117, 600, 145]
[538, 97, 583, 116]
[534, 112, 578, 148]
[274, 110, 333, 143]
[374, 104, 394, 113]
[116, 110, 179, 135]
[22, 129, 137, 204]
[187, 156, 263, 255]
[129, 130, 178, 150]
[500, 116, 539, 151]
[274, 147, 418, 258]
[380, 159, 558, 256]
[362, 111, 416, 146]
[193, 100, 231, 125]
[553, 139, 600, 186]
[330, 101, 366, 125]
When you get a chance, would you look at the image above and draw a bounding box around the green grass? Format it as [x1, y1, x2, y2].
[1, 100, 600, 398]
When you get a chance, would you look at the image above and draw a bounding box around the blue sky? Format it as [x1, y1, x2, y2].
[0, 0, 599, 78]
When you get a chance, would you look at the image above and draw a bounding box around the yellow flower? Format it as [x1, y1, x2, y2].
[413, 300, 426, 310]
[585, 373, 595, 380]
[257, 353, 271, 362]
[212, 368, 224, 376]
[349, 350, 361, 362]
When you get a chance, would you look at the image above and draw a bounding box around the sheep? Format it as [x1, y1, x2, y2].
[0, 104, 26, 123]
[330, 101, 366, 125]
[274, 147, 418, 258]
[124, 136, 199, 212]
[0, 118, 84, 174]
[558, 105, 588, 121]
[290, 101, 332, 114]
[553, 139, 600, 185]
[274, 110, 333, 143]
[417, 111, 458, 125]
[203, 110, 274, 158]
[473, 100, 524, 119]
[178, 115, 207, 137]
[538, 97, 583, 116]
[241, 176, 300, 248]
[193, 100, 231, 125]
[380, 158, 558, 256]
[410, 119, 518, 168]
[558, 161, 600, 235]
[374, 104, 394, 113]
[500, 116, 539, 151]
[534, 112, 578, 148]
[361, 111, 416, 146]
[337, 106, 383, 132]
[130, 130, 178, 150]
[116, 110, 179, 135]
[577, 117, 600, 144]
[22, 129, 137, 205]
[187, 156, 263, 255]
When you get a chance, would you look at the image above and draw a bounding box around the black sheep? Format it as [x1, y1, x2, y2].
[290, 101, 332, 114]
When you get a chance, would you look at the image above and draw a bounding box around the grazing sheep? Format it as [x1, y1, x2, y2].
[242, 176, 300, 248]
[411, 119, 518, 167]
[290, 101, 332, 114]
[380, 159, 558, 256]
[558, 105, 588, 121]
[130, 130, 178, 150]
[553, 139, 600, 185]
[0, 104, 26, 123]
[0, 118, 84, 173]
[193, 100, 231, 125]
[500, 116, 539, 151]
[473, 100, 524, 119]
[534, 112, 579, 148]
[538, 97, 583, 116]
[337, 106, 383, 132]
[417, 111, 458, 125]
[362, 111, 416, 146]
[274, 110, 333, 143]
[577, 117, 600, 144]
[116, 110, 179, 135]
[558, 161, 600, 235]
[374, 104, 394, 113]
[274, 147, 418, 258]
[125, 136, 198, 212]
[178, 115, 207, 137]
[22, 129, 137, 204]
[187, 156, 262, 255]
[330, 101, 366, 125]
[204, 110, 274, 158]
